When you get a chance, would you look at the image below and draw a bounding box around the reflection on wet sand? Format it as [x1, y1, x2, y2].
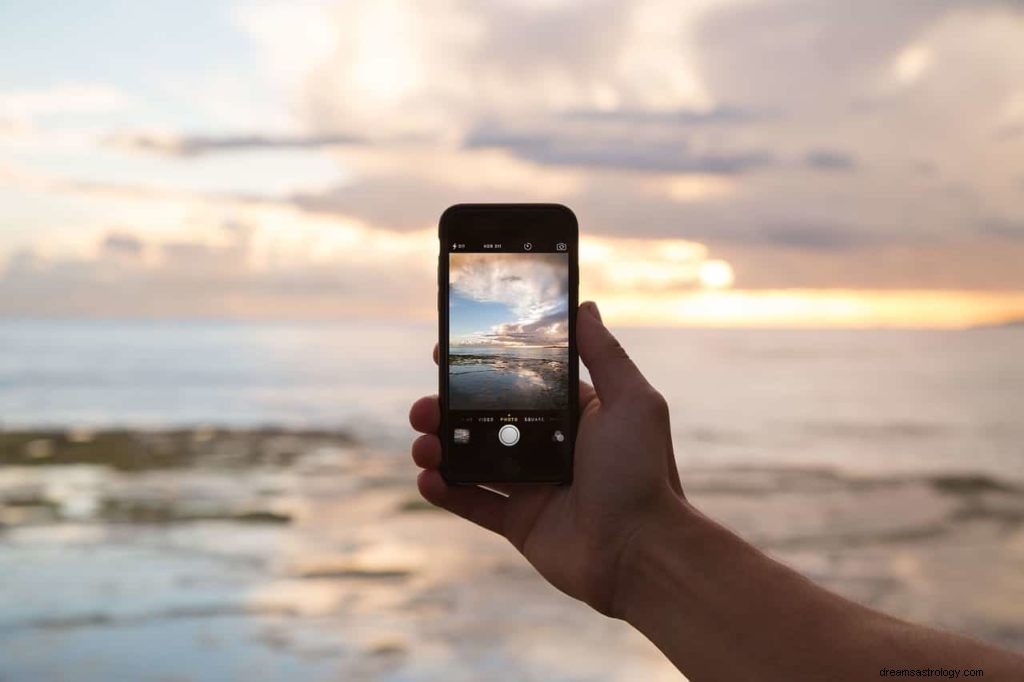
[449, 349, 568, 410]
[1, 430, 1023, 680]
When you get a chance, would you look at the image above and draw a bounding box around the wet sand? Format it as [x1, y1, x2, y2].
[449, 351, 568, 410]
[1, 429, 1023, 680]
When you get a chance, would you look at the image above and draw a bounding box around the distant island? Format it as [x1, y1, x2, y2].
[971, 318, 1024, 330]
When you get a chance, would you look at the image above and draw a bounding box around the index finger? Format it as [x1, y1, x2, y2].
[409, 395, 440, 434]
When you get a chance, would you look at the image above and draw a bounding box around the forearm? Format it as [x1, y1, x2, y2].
[615, 499, 1024, 681]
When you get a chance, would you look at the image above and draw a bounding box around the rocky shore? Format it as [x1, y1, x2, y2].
[1, 428, 1022, 680]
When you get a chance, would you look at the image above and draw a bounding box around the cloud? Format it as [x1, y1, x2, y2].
[712, 238, 1024, 290]
[730, 222, 876, 251]
[263, 0, 716, 138]
[804, 149, 858, 171]
[8, 0, 1024, 319]
[449, 251, 572, 346]
[106, 131, 364, 157]
[485, 310, 569, 347]
[289, 174, 456, 231]
[0, 215, 742, 321]
[464, 125, 775, 174]
[0, 219, 435, 319]
[980, 217, 1024, 240]
[995, 123, 1024, 140]
[285, 146, 584, 230]
[561, 105, 766, 126]
[451, 252, 568, 321]
[101, 232, 144, 257]
[693, 0, 975, 111]
[261, 0, 1024, 270]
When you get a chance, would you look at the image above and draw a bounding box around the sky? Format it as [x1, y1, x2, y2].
[2, 0, 1024, 327]
[450, 252, 569, 347]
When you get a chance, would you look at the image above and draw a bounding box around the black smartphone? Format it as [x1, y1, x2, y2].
[438, 204, 579, 484]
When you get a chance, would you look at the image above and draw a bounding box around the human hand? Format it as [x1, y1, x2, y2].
[409, 301, 686, 616]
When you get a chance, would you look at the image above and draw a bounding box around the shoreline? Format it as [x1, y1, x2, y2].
[1, 426, 1022, 677]
[0, 427, 1020, 488]
[0, 427, 355, 470]
[2, 426, 1022, 546]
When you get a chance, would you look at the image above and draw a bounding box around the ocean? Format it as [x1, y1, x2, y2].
[2, 318, 1023, 680]
[2, 319, 1020, 480]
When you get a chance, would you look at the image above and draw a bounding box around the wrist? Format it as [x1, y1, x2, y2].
[608, 491, 705, 621]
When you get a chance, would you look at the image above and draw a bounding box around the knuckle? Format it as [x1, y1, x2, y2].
[607, 338, 630, 361]
[640, 388, 670, 419]
[594, 337, 630, 366]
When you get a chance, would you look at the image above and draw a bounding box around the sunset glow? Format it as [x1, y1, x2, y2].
[1, 1, 1022, 328]
[590, 289, 1024, 329]
[697, 260, 735, 290]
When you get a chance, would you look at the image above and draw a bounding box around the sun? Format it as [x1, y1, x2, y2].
[698, 259, 735, 289]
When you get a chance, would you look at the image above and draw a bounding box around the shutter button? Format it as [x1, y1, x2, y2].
[498, 424, 520, 446]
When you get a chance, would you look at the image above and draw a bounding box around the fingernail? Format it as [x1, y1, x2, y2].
[581, 301, 602, 322]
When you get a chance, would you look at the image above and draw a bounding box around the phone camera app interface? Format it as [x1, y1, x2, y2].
[447, 243, 571, 462]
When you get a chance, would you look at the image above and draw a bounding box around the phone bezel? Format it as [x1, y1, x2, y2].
[438, 203, 579, 485]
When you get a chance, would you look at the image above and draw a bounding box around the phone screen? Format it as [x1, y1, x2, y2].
[439, 204, 578, 483]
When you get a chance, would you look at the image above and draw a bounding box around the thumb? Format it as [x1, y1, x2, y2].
[577, 301, 646, 401]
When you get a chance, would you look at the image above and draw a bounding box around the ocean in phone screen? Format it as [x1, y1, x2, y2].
[448, 252, 569, 411]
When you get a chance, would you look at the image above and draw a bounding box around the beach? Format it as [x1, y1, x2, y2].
[7, 1, 1024, 677]
[1, 428, 1024, 681]
[448, 347, 569, 410]
[1, 320, 1023, 680]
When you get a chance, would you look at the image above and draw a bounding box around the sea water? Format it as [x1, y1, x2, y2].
[0, 319, 1021, 480]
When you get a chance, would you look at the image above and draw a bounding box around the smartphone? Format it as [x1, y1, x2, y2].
[438, 204, 579, 484]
